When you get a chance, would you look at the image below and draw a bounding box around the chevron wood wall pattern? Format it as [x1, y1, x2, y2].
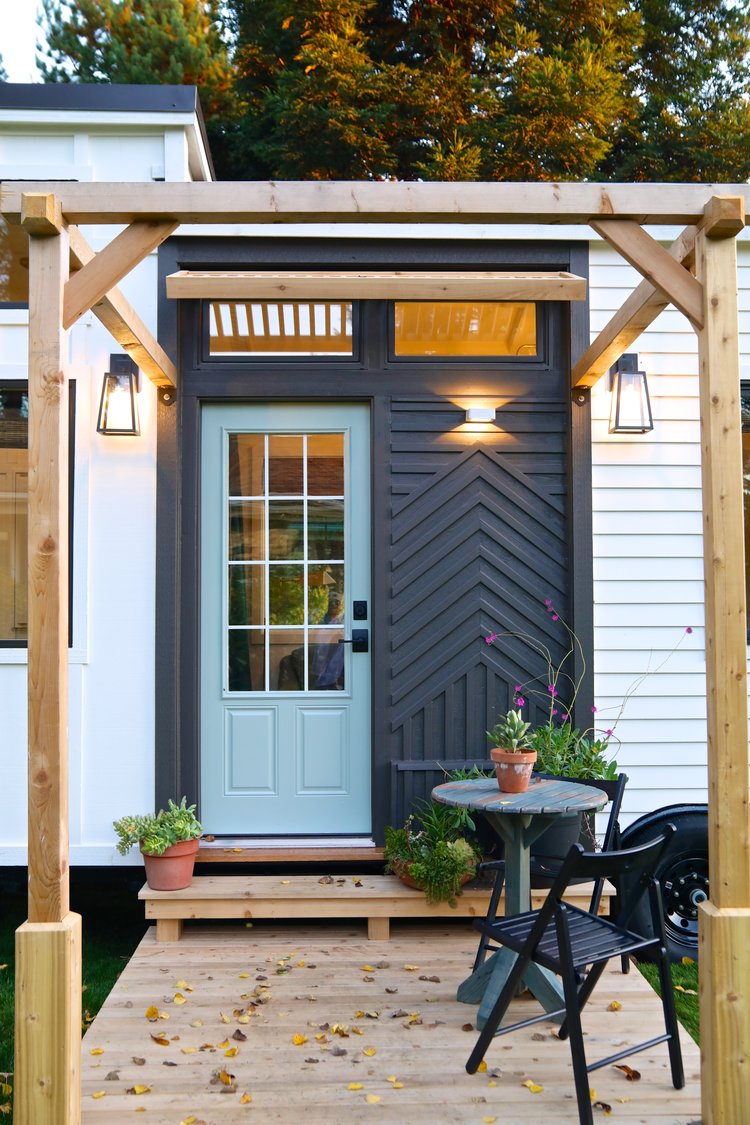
[387, 397, 571, 822]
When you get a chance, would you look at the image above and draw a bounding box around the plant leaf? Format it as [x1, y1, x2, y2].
[522, 1079, 543, 1093]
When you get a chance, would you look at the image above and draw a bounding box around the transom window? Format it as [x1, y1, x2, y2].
[209, 301, 353, 356]
[394, 301, 537, 357]
[0, 385, 28, 641]
[226, 431, 347, 691]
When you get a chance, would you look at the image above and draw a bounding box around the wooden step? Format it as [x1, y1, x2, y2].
[139, 874, 613, 943]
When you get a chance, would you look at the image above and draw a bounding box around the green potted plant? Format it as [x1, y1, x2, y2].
[486, 708, 537, 793]
[113, 797, 203, 890]
[384, 800, 480, 906]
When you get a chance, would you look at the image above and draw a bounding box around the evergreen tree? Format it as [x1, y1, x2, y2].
[603, 0, 750, 181]
[38, 0, 238, 174]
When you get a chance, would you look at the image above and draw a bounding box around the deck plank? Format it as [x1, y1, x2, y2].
[80, 922, 700, 1124]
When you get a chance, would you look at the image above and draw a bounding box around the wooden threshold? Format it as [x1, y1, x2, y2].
[139, 873, 613, 943]
[197, 842, 385, 864]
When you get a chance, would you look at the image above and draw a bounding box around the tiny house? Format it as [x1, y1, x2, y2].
[0, 83, 744, 871]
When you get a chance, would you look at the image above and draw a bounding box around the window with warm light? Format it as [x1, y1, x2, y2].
[208, 300, 354, 356]
[393, 301, 537, 357]
[0, 215, 29, 305]
[0, 381, 75, 647]
[741, 383, 750, 639]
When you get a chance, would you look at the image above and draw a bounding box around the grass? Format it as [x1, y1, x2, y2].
[637, 957, 700, 1044]
[0, 872, 147, 1115]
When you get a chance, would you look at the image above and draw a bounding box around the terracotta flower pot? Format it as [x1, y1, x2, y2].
[490, 746, 538, 794]
[141, 838, 200, 890]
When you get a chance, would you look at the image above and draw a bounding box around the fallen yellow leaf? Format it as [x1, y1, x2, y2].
[150, 1034, 170, 1047]
[179, 1117, 197, 1125]
[181, 1047, 198, 1054]
[482, 1118, 497, 1124]
[391, 1081, 404, 1089]
[477, 1060, 487, 1073]
[281, 879, 291, 885]
[239, 973, 249, 979]
[89, 1047, 104, 1056]
[681, 956, 694, 965]
[297, 961, 305, 967]
[361, 965, 375, 972]
[218, 1070, 234, 1086]
[220, 1012, 231, 1024]
[348, 1082, 363, 1091]
[175, 979, 193, 991]
[189, 1019, 203, 1028]
[363, 1047, 376, 1057]
[91, 1091, 106, 1099]
[127, 1084, 151, 1095]
[174, 993, 187, 1005]
[240, 1092, 253, 1105]
[522, 1079, 543, 1094]
[292, 1033, 308, 1046]
[365, 1094, 381, 1104]
[225, 1047, 239, 1057]
[145, 1006, 159, 1021]
[403, 964, 419, 971]
[607, 1000, 622, 1012]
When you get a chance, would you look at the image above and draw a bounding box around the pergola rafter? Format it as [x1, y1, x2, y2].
[3, 181, 748, 1125]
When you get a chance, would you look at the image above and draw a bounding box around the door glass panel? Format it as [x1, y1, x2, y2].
[228, 500, 264, 560]
[228, 433, 264, 495]
[227, 431, 347, 692]
[269, 435, 303, 494]
[229, 566, 264, 626]
[308, 433, 344, 495]
[394, 301, 537, 357]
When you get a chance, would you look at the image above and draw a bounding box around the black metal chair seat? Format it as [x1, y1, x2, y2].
[466, 827, 685, 1125]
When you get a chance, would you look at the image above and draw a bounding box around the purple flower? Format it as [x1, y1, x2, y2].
[552, 708, 558, 717]
[685, 626, 693, 634]
[591, 706, 597, 713]
[544, 598, 552, 608]
[515, 696, 525, 707]
[605, 729, 613, 737]
[562, 713, 569, 722]
[547, 685, 557, 697]
[552, 614, 559, 621]
[514, 684, 522, 692]
[485, 633, 498, 644]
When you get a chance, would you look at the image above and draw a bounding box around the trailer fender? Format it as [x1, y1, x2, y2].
[619, 804, 708, 963]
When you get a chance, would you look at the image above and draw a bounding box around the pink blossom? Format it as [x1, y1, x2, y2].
[515, 696, 525, 707]
[685, 626, 693, 634]
[485, 633, 498, 644]
[591, 706, 597, 713]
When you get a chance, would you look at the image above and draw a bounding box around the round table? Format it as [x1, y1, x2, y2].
[432, 776, 608, 1028]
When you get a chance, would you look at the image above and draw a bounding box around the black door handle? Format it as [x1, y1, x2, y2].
[338, 629, 369, 653]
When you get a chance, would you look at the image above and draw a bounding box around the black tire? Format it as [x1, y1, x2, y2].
[618, 804, 708, 963]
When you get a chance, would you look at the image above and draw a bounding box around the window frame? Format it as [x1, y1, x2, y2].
[0, 378, 75, 649]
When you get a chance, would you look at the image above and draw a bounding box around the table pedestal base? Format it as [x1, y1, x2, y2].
[457, 947, 564, 1028]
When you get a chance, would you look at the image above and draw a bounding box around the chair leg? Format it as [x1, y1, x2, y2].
[556, 915, 594, 1125]
[465, 948, 529, 1074]
[472, 865, 505, 973]
[655, 947, 685, 1089]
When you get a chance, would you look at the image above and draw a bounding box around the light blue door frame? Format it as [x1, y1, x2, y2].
[200, 403, 371, 835]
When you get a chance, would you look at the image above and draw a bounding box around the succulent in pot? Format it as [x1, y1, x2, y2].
[113, 797, 202, 890]
[486, 708, 537, 793]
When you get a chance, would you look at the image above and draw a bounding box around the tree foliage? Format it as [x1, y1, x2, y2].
[35, 0, 750, 182]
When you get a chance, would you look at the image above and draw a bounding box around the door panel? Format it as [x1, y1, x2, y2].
[201, 403, 371, 835]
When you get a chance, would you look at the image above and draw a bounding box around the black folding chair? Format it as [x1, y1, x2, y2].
[466, 827, 684, 1125]
[472, 773, 628, 974]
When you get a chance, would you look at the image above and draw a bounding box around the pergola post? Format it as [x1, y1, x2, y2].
[695, 213, 750, 1124]
[14, 198, 82, 1125]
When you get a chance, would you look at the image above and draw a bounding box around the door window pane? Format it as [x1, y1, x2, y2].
[225, 431, 347, 691]
[394, 301, 537, 357]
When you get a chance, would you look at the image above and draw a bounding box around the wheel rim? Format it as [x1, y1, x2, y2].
[661, 855, 709, 949]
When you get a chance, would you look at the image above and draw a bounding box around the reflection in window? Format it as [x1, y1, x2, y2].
[0, 386, 28, 640]
[209, 301, 353, 356]
[394, 301, 536, 357]
[0, 216, 29, 304]
[227, 431, 346, 691]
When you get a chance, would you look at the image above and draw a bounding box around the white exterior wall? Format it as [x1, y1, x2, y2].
[0, 106, 209, 865]
[589, 238, 750, 825]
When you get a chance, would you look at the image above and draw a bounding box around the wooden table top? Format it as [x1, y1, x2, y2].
[432, 776, 609, 816]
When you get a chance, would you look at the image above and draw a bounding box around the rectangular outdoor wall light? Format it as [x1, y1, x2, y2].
[465, 405, 496, 423]
[609, 354, 654, 434]
[97, 354, 141, 436]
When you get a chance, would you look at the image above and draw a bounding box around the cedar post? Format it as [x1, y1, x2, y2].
[695, 203, 750, 1124]
[14, 198, 82, 1125]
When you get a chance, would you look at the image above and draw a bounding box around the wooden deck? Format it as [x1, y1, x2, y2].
[80, 921, 700, 1124]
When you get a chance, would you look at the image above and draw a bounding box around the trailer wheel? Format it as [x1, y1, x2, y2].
[618, 805, 708, 963]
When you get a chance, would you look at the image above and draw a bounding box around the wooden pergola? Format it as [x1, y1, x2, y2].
[2, 180, 749, 1125]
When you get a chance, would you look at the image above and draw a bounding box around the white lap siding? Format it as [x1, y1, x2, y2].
[590, 238, 750, 825]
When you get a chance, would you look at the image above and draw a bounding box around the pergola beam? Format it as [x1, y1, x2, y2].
[4, 179, 750, 225]
[63, 219, 178, 329]
[68, 226, 177, 389]
[571, 225, 697, 388]
[166, 269, 586, 302]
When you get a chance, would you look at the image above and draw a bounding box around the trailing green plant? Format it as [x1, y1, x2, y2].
[529, 723, 618, 781]
[384, 799, 480, 905]
[487, 707, 532, 752]
[113, 797, 202, 857]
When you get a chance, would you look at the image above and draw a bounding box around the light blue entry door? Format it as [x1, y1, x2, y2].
[200, 403, 371, 835]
